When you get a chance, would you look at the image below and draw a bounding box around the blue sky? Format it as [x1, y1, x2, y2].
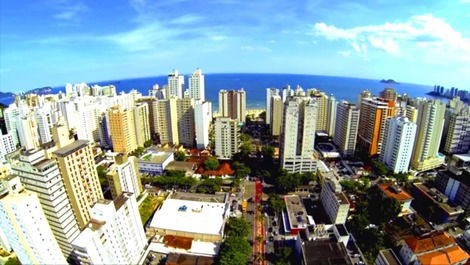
[1, 0, 469, 92]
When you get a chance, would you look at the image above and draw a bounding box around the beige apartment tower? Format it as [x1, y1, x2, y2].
[219, 89, 246, 123]
[108, 105, 137, 154]
[411, 100, 446, 171]
[133, 103, 151, 147]
[333, 101, 360, 157]
[54, 140, 104, 229]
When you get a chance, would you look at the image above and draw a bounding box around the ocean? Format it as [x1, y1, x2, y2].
[0, 73, 434, 108]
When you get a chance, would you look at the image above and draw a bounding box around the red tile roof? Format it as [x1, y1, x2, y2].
[405, 231, 455, 254]
[379, 183, 413, 201]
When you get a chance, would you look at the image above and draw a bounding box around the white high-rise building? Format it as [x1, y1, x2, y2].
[215, 117, 240, 159]
[189, 68, 205, 101]
[16, 114, 40, 150]
[0, 176, 67, 264]
[195, 101, 212, 149]
[35, 109, 53, 144]
[76, 105, 99, 142]
[270, 95, 283, 137]
[380, 117, 417, 174]
[333, 101, 360, 157]
[266, 88, 279, 125]
[3, 106, 20, 145]
[280, 96, 318, 173]
[9, 149, 81, 259]
[72, 192, 147, 264]
[107, 154, 142, 198]
[168, 69, 185, 98]
[0, 130, 15, 162]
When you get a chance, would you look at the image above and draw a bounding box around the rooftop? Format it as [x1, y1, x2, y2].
[417, 245, 469, 265]
[379, 183, 413, 201]
[404, 231, 455, 254]
[195, 161, 234, 176]
[302, 239, 353, 265]
[378, 249, 403, 265]
[166, 161, 197, 172]
[139, 151, 173, 164]
[166, 253, 214, 265]
[149, 198, 227, 236]
[53, 140, 89, 157]
[170, 192, 227, 204]
[284, 195, 309, 230]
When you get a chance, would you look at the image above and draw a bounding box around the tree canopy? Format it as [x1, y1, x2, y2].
[225, 217, 250, 237]
[174, 151, 187, 161]
[232, 161, 251, 178]
[204, 157, 220, 170]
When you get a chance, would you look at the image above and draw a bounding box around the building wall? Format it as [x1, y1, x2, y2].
[0, 177, 67, 265]
[215, 117, 240, 159]
[333, 101, 360, 157]
[195, 101, 212, 149]
[108, 106, 138, 154]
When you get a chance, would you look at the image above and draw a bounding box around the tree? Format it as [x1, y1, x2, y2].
[259, 111, 266, 122]
[372, 161, 388, 176]
[268, 194, 285, 214]
[261, 145, 275, 159]
[129, 146, 146, 157]
[232, 161, 251, 178]
[204, 157, 220, 170]
[366, 186, 401, 226]
[240, 133, 251, 142]
[143, 139, 153, 148]
[96, 165, 108, 186]
[196, 177, 222, 194]
[174, 151, 187, 161]
[274, 247, 294, 265]
[226, 218, 250, 237]
[217, 236, 251, 265]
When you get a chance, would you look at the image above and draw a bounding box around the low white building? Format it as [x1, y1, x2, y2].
[72, 192, 147, 265]
[321, 178, 350, 224]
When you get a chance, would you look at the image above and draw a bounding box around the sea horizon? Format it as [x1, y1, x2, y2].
[0, 73, 437, 108]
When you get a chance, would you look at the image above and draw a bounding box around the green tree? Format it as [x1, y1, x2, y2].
[96, 165, 108, 186]
[196, 177, 222, 194]
[217, 236, 251, 265]
[268, 193, 285, 214]
[143, 139, 153, 148]
[259, 111, 266, 122]
[225, 217, 250, 237]
[372, 161, 388, 176]
[5, 257, 21, 265]
[174, 151, 187, 161]
[204, 157, 220, 170]
[240, 133, 251, 142]
[129, 146, 146, 157]
[274, 246, 294, 265]
[232, 161, 251, 178]
[366, 186, 401, 226]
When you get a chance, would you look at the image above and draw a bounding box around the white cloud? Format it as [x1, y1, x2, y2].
[312, 14, 470, 60]
[53, 2, 88, 22]
[170, 15, 204, 25]
[460, 0, 470, 3]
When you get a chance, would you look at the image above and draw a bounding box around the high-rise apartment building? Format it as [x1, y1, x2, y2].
[280, 96, 317, 173]
[411, 100, 446, 171]
[219, 89, 246, 123]
[357, 97, 396, 156]
[214, 117, 240, 159]
[0, 130, 15, 162]
[108, 105, 138, 154]
[189, 68, 205, 101]
[168, 69, 185, 99]
[380, 88, 398, 102]
[8, 149, 80, 258]
[266, 88, 279, 125]
[195, 101, 212, 149]
[72, 192, 147, 264]
[333, 101, 360, 157]
[271, 95, 283, 137]
[106, 154, 142, 199]
[54, 140, 104, 229]
[175, 98, 196, 146]
[3, 106, 20, 146]
[443, 104, 470, 154]
[35, 109, 53, 144]
[406, 105, 418, 123]
[0, 176, 67, 264]
[379, 117, 417, 173]
[16, 114, 40, 150]
[357, 90, 371, 109]
[133, 103, 151, 147]
[326, 95, 337, 137]
[309, 90, 329, 132]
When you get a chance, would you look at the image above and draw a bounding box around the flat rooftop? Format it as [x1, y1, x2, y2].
[149, 198, 227, 236]
[170, 192, 227, 204]
[378, 249, 403, 265]
[379, 183, 413, 201]
[302, 239, 353, 265]
[140, 151, 173, 163]
[166, 161, 197, 172]
[284, 195, 309, 230]
[54, 140, 89, 157]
